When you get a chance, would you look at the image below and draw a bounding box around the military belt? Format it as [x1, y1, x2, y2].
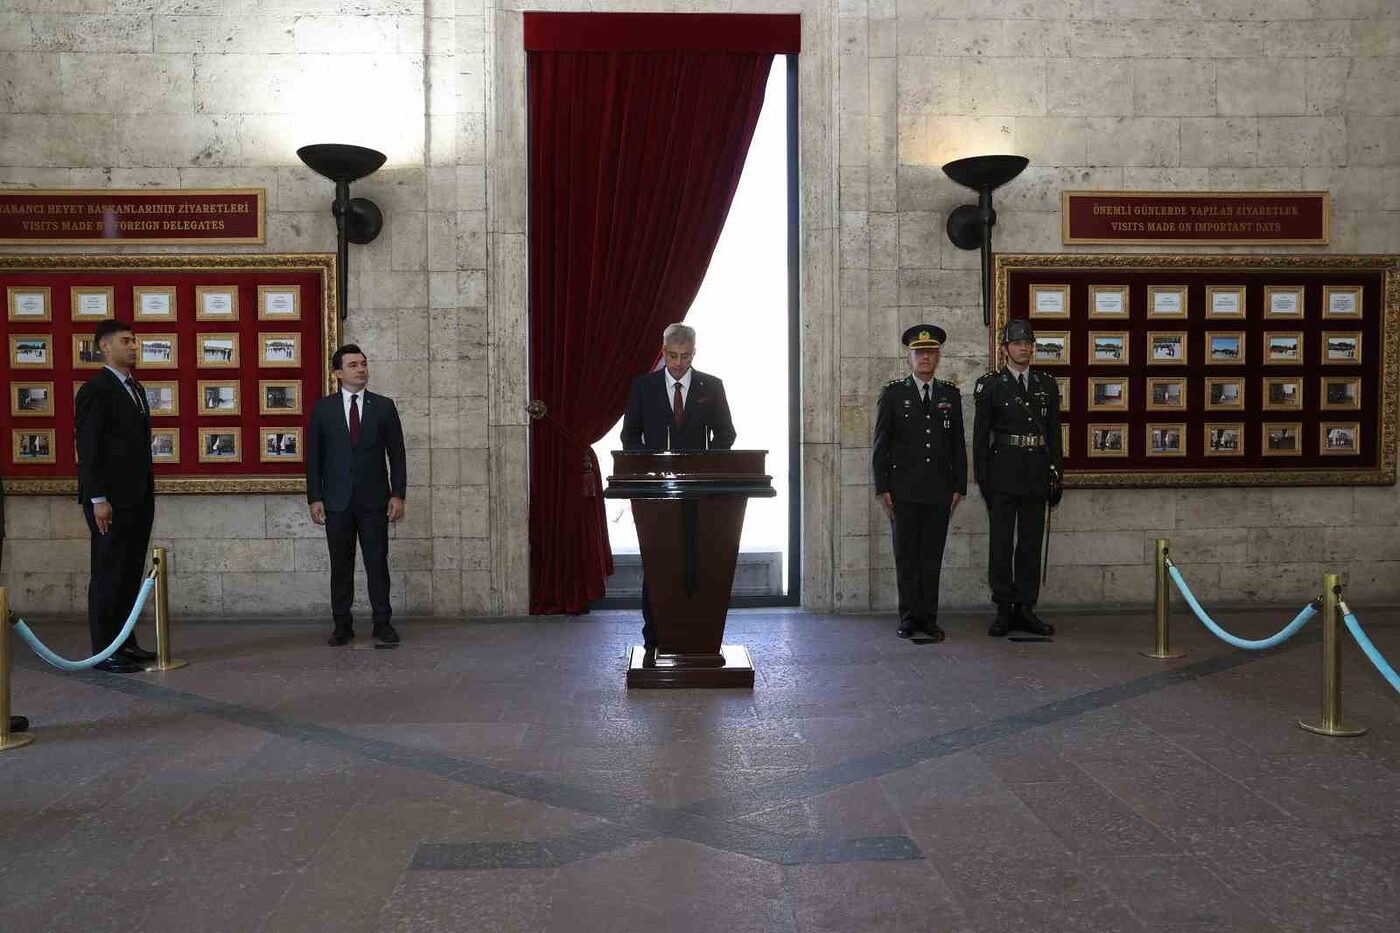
[993, 431, 1045, 448]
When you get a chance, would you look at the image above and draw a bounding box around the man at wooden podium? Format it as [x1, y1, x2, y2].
[621, 323, 737, 648]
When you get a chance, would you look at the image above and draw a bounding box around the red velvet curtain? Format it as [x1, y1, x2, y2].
[526, 48, 775, 614]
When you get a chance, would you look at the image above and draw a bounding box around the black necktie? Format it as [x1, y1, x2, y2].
[1017, 373, 1027, 394]
[125, 376, 144, 415]
[922, 383, 931, 410]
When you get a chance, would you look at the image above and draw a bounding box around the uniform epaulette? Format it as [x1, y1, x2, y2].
[886, 377, 904, 387]
[938, 378, 959, 390]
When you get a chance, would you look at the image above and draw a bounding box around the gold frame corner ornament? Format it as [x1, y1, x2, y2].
[0, 252, 337, 495]
[993, 253, 1400, 488]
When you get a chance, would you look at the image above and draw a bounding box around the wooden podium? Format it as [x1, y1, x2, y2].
[604, 450, 775, 688]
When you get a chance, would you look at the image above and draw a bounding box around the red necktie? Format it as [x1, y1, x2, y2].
[672, 381, 684, 426]
[349, 393, 361, 445]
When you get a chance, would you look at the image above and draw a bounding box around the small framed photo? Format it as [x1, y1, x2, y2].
[11, 382, 54, 417]
[1029, 284, 1070, 318]
[1322, 285, 1362, 319]
[72, 334, 104, 369]
[10, 334, 52, 369]
[150, 429, 180, 463]
[137, 333, 178, 369]
[195, 285, 239, 321]
[258, 285, 301, 320]
[1322, 332, 1361, 365]
[260, 427, 303, 463]
[70, 285, 114, 321]
[1205, 285, 1245, 319]
[1205, 377, 1245, 411]
[12, 428, 56, 464]
[197, 333, 239, 368]
[197, 380, 241, 416]
[1320, 422, 1360, 456]
[1060, 423, 1070, 455]
[7, 286, 50, 322]
[1263, 331, 1303, 365]
[1206, 332, 1245, 365]
[1205, 423, 1244, 457]
[198, 428, 241, 463]
[1088, 331, 1128, 366]
[1089, 377, 1129, 412]
[259, 333, 301, 367]
[1088, 423, 1129, 458]
[1147, 285, 1187, 319]
[1032, 331, 1069, 365]
[1146, 331, 1187, 365]
[1054, 376, 1070, 412]
[259, 379, 302, 416]
[142, 381, 179, 417]
[1146, 377, 1186, 411]
[1264, 285, 1304, 319]
[1263, 376, 1303, 411]
[1262, 422, 1301, 456]
[1319, 376, 1360, 411]
[1147, 423, 1186, 458]
[133, 285, 177, 322]
[1088, 284, 1129, 319]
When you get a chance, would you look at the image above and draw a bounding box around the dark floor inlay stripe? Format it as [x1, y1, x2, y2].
[33, 635, 1306, 869]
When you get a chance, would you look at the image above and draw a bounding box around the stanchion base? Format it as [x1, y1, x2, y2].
[1298, 719, 1367, 738]
[0, 733, 34, 751]
[1139, 649, 1186, 660]
[142, 659, 188, 673]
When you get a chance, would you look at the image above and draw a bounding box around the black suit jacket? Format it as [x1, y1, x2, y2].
[872, 375, 968, 503]
[306, 390, 407, 511]
[620, 368, 737, 452]
[74, 368, 154, 508]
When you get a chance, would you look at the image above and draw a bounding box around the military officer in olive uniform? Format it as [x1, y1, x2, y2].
[973, 319, 1061, 638]
[873, 324, 968, 642]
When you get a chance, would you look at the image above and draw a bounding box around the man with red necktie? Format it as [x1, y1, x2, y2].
[307, 344, 407, 647]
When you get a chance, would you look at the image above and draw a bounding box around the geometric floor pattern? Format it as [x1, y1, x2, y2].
[2, 607, 1398, 931]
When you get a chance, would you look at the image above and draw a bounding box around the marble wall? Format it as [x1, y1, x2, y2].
[0, 0, 1396, 618]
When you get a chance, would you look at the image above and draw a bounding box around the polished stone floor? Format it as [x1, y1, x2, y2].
[2, 606, 1399, 932]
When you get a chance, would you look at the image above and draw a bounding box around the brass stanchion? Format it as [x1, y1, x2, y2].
[1, 588, 35, 751]
[1298, 573, 1365, 738]
[1141, 538, 1184, 660]
[142, 547, 186, 673]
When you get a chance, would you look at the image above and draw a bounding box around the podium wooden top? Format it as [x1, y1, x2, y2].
[604, 450, 775, 499]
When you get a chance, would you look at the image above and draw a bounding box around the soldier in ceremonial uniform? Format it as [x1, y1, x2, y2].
[872, 324, 967, 642]
[973, 319, 1062, 638]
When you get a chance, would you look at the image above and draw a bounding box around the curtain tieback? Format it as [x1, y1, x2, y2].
[527, 399, 599, 497]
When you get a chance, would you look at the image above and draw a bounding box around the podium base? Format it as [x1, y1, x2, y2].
[626, 644, 755, 689]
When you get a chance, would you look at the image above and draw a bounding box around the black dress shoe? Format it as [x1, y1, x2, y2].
[119, 641, 157, 662]
[94, 657, 142, 673]
[921, 623, 946, 643]
[372, 622, 400, 644]
[1013, 604, 1054, 637]
[897, 620, 917, 638]
[327, 627, 353, 647]
[9, 716, 28, 733]
[988, 603, 1014, 637]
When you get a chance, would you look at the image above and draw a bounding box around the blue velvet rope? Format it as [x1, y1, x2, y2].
[1167, 563, 1316, 650]
[11, 577, 156, 671]
[1342, 609, 1400, 696]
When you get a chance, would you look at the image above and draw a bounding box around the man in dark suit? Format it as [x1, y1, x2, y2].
[620, 323, 737, 649]
[306, 344, 407, 646]
[74, 319, 158, 673]
[872, 324, 967, 643]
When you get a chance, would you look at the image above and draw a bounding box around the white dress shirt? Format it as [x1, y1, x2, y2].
[341, 386, 366, 428]
[665, 369, 692, 408]
[912, 374, 935, 400]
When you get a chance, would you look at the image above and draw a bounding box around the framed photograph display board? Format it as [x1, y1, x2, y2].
[0, 254, 338, 494]
[994, 254, 1398, 487]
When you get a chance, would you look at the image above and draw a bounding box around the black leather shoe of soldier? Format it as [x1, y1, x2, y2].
[1013, 604, 1054, 636]
[9, 715, 29, 733]
[988, 603, 1014, 637]
[373, 621, 400, 644]
[921, 622, 946, 643]
[327, 625, 353, 647]
[897, 620, 917, 638]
